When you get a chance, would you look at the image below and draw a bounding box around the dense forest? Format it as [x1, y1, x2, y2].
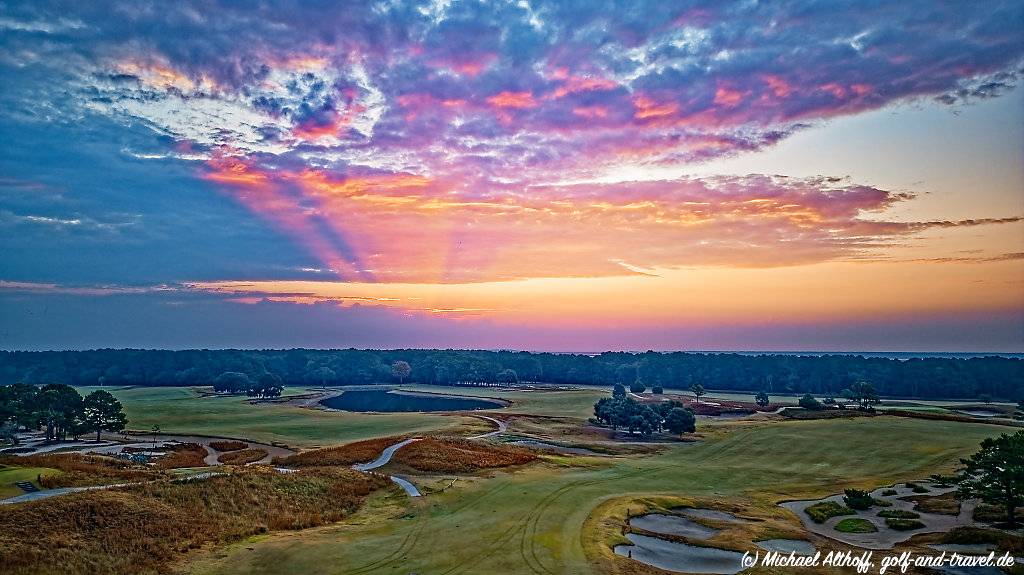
[0, 349, 1020, 400]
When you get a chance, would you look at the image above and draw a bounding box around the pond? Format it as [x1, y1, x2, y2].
[320, 390, 507, 413]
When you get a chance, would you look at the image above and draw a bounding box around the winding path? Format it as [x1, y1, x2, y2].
[0, 471, 224, 505]
[468, 415, 507, 439]
[350, 438, 422, 497]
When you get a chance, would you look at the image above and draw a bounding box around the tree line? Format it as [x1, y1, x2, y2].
[0, 349, 1020, 400]
[0, 384, 128, 443]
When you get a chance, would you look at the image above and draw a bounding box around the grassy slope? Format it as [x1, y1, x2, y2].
[186, 416, 1003, 575]
[76, 386, 475, 448]
[0, 466, 58, 498]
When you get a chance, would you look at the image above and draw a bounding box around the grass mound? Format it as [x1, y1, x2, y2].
[392, 437, 537, 472]
[274, 436, 407, 467]
[905, 482, 929, 493]
[155, 443, 209, 469]
[210, 440, 248, 452]
[834, 518, 877, 533]
[805, 501, 855, 523]
[0, 453, 161, 488]
[878, 509, 920, 519]
[882, 489, 898, 496]
[905, 492, 961, 515]
[217, 448, 267, 465]
[0, 467, 390, 575]
[885, 518, 925, 530]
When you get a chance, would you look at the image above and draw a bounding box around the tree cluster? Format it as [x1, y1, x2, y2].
[0, 384, 128, 442]
[593, 394, 696, 436]
[0, 349, 1020, 401]
[212, 371, 284, 398]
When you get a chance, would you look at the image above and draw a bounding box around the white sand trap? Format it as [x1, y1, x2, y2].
[755, 539, 817, 555]
[630, 514, 720, 539]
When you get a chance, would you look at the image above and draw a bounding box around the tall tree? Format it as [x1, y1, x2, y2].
[664, 407, 696, 435]
[82, 390, 128, 441]
[391, 361, 412, 384]
[690, 384, 706, 404]
[755, 391, 770, 407]
[958, 431, 1024, 527]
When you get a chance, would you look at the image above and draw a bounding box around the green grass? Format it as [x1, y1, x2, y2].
[0, 465, 58, 498]
[806, 500, 855, 522]
[399, 384, 607, 418]
[885, 518, 925, 530]
[75, 386, 477, 448]
[835, 518, 878, 533]
[184, 415, 1003, 575]
[878, 509, 919, 519]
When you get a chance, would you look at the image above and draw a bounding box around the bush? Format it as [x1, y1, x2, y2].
[835, 518, 877, 533]
[210, 440, 248, 452]
[885, 518, 925, 530]
[217, 448, 267, 465]
[878, 509, 920, 519]
[843, 489, 875, 510]
[652, 386, 664, 395]
[805, 501, 855, 523]
[905, 482, 929, 493]
[799, 393, 823, 410]
[882, 489, 898, 496]
[391, 437, 536, 472]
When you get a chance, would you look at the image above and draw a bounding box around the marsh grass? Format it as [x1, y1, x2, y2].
[155, 443, 209, 469]
[834, 518, 877, 533]
[217, 448, 267, 465]
[805, 501, 855, 523]
[209, 440, 247, 452]
[0, 453, 162, 488]
[391, 437, 536, 472]
[0, 466, 390, 575]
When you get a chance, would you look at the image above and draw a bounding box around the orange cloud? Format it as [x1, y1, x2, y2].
[486, 91, 537, 109]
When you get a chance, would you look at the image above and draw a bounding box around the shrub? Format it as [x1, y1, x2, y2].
[274, 436, 407, 467]
[154, 443, 209, 469]
[834, 518, 877, 533]
[799, 393, 823, 410]
[882, 489, 898, 496]
[885, 518, 925, 530]
[843, 489, 875, 510]
[210, 440, 248, 452]
[217, 448, 267, 465]
[392, 437, 536, 472]
[878, 509, 920, 519]
[805, 501, 855, 523]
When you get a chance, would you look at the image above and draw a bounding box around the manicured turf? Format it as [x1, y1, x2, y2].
[0, 465, 57, 498]
[185, 415, 1003, 575]
[75, 386, 476, 448]
[835, 518, 878, 533]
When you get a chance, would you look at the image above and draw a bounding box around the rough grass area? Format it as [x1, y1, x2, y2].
[155, 443, 209, 469]
[942, 527, 1024, 553]
[0, 453, 161, 488]
[392, 437, 537, 472]
[805, 501, 855, 523]
[0, 467, 391, 575]
[972, 503, 1024, 523]
[274, 436, 407, 467]
[217, 448, 267, 465]
[209, 440, 248, 452]
[834, 518, 877, 533]
[906, 492, 961, 515]
[878, 509, 920, 519]
[885, 518, 925, 530]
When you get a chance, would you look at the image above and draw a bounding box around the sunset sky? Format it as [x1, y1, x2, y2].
[1, 1, 1022, 351]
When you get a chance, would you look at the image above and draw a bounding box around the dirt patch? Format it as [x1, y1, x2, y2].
[391, 437, 536, 472]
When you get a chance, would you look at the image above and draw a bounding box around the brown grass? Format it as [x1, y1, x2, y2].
[0, 466, 390, 575]
[273, 435, 407, 467]
[904, 492, 961, 515]
[209, 440, 248, 452]
[0, 453, 162, 489]
[217, 448, 267, 465]
[392, 437, 536, 472]
[154, 443, 209, 469]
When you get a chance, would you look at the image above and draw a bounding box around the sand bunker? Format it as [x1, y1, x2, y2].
[630, 514, 720, 539]
[614, 533, 745, 574]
